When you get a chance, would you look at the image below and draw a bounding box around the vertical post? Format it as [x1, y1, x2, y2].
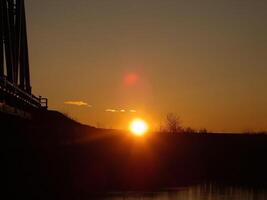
[19, 0, 26, 90]
[12, 0, 22, 85]
[8, 0, 18, 83]
[0, 0, 4, 77]
[15, 0, 22, 84]
[3, 0, 14, 83]
[20, 0, 31, 93]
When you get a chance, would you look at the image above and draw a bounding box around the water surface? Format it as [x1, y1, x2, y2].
[103, 184, 267, 200]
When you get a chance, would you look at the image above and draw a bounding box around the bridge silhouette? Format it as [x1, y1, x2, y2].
[0, 0, 47, 115]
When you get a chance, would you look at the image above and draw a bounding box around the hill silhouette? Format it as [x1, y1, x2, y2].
[2, 110, 267, 199]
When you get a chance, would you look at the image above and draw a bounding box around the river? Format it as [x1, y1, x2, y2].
[103, 184, 267, 200]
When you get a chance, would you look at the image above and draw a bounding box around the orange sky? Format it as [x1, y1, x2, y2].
[26, 0, 267, 132]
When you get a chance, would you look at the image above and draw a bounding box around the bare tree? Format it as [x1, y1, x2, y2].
[184, 127, 196, 134]
[165, 113, 183, 133]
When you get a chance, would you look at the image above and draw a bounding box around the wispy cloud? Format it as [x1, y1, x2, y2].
[105, 109, 118, 113]
[105, 108, 137, 113]
[64, 101, 92, 107]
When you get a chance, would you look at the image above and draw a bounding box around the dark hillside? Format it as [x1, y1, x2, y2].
[1, 110, 267, 199]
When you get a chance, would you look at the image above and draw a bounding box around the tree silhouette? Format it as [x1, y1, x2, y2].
[165, 113, 183, 133]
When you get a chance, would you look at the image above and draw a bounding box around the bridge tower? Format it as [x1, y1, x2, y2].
[0, 0, 47, 110]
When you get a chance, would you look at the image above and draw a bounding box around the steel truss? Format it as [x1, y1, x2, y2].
[0, 0, 47, 109]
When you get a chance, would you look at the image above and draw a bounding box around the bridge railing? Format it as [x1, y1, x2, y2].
[39, 97, 48, 109]
[0, 76, 46, 109]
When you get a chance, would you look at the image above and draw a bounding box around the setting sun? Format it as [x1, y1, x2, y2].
[129, 119, 149, 136]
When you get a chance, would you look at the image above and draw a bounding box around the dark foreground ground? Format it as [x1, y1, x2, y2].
[1, 110, 267, 199]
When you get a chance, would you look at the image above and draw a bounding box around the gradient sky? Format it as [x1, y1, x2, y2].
[25, 0, 267, 132]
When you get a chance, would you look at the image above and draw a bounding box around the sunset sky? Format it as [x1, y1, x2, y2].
[26, 0, 267, 132]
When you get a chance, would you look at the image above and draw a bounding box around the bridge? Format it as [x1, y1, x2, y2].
[0, 0, 47, 115]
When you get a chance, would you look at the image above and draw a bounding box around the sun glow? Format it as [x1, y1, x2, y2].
[129, 118, 149, 136]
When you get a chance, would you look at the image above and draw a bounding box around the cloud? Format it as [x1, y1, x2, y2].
[105, 108, 137, 113]
[105, 109, 118, 113]
[64, 101, 92, 107]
